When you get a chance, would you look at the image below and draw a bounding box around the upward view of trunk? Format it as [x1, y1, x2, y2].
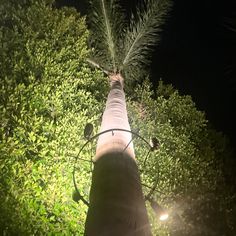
[85, 74, 151, 235]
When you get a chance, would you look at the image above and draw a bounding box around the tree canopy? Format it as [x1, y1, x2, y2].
[0, 0, 235, 235]
[88, 0, 172, 83]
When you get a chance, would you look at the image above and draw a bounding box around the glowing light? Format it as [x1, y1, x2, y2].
[149, 198, 169, 221]
[159, 213, 169, 221]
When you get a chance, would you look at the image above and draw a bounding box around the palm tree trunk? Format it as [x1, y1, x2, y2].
[85, 74, 151, 235]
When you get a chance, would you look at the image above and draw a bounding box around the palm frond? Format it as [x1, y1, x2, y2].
[88, 0, 126, 73]
[121, 0, 172, 81]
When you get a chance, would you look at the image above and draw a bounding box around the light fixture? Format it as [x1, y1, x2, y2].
[149, 198, 169, 221]
[149, 137, 160, 151]
[159, 213, 169, 221]
[84, 123, 94, 139]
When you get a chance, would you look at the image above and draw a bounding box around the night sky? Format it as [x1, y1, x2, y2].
[151, 0, 236, 148]
[56, 0, 236, 148]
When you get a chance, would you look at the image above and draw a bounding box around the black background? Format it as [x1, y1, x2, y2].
[151, 0, 236, 148]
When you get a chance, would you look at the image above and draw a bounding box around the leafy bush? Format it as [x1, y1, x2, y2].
[0, 0, 106, 234]
[128, 80, 234, 235]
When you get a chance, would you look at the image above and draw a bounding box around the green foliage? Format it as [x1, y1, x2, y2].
[127, 80, 235, 235]
[122, 0, 172, 81]
[0, 0, 107, 234]
[88, 0, 172, 82]
[88, 0, 126, 72]
[129, 80, 207, 203]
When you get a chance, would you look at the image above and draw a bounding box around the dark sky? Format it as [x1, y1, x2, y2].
[56, 0, 236, 147]
[151, 0, 236, 147]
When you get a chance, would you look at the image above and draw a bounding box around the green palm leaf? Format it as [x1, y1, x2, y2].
[88, 0, 126, 73]
[88, 0, 172, 82]
[121, 0, 172, 81]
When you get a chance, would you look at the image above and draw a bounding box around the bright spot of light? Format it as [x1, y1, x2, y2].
[159, 213, 169, 221]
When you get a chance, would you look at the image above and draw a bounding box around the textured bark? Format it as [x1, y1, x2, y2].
[85, 74, 151, 235]
[94, 75, 134, 161]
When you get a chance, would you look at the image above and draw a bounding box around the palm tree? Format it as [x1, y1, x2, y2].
[84, 0, 171, 235]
